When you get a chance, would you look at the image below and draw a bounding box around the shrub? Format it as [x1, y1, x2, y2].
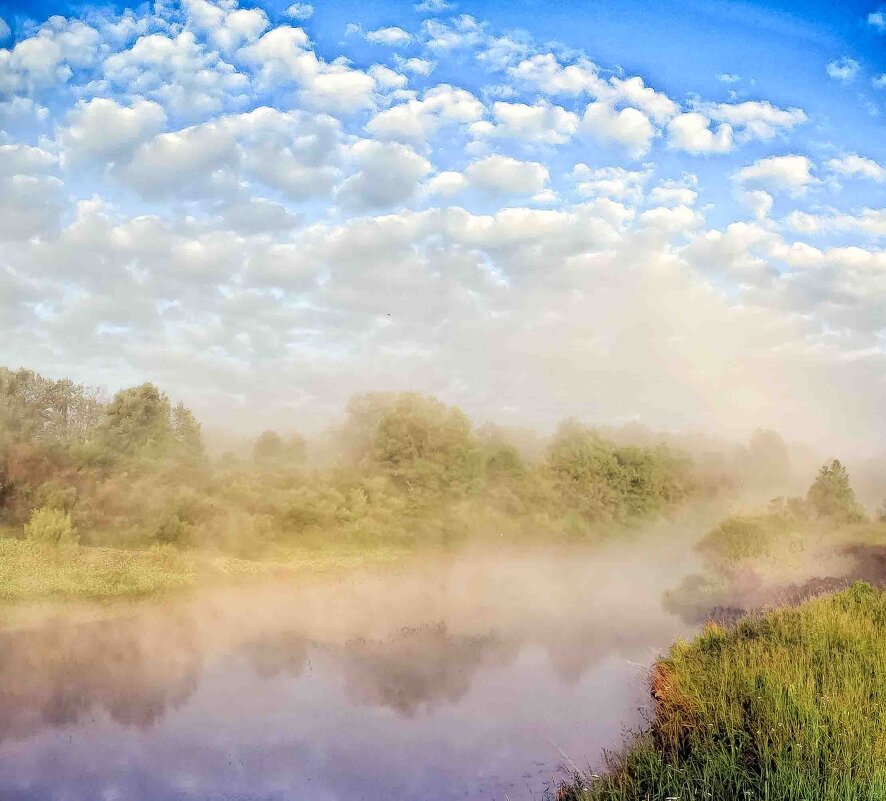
[24, 506, 79, 546]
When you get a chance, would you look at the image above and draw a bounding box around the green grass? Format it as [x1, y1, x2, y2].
[0, 536, 412, 606]
[561, 583, 886, 801]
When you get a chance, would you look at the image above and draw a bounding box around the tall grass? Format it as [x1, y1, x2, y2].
[561, 583, 886, 801]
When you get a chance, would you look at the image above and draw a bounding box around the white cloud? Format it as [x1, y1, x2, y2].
[571, 164, 651, 203]
[366, 84, 483, 142]
[826, 57, 860, 81]
[337, 139, 431, 209]
[183, 0, 269, 52]
[365, 26, 413, 46]
[415, 0, 454, 12]
[648, 175, 698, 207]
[0, 16, 100, 93]
[464, 154, 549, 194]
[470, 100, 579, 144]
[0, 143, 57, 176]
[734, 155, 818, 196]
[368, 64, 408, 90]
[0, 17, 10, 41]
[240, 26, 377, 113]
[59, 98, 167, 166]
[786, 208, 886, 239]
[875, 74, 886, 89]
[607, 76, 678, 123]
[508, 53, 603, 95]
[425, 170, 467, 196]
[825, 154, 886, 183]
[868, 11, 885, 30]
[104, 32, 249, 117]
[0, 145, 64, 240]
[117, 106, 344, 200]
[701, 100, 807, 140]
[422, 15, 485, 50]
[738, 189, 774, 221]
[581, 102, 655, 158]
[285, 3, 314, 21]
[394, 56, 434, 75]
[667, 112, 733, 153]
[718, 73, 741, 83]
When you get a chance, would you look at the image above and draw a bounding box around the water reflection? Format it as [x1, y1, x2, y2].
[0, 610, 201, 739]
[0, 543, 695, 801]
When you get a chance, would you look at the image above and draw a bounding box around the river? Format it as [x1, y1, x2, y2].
[0, 538, 699, 800]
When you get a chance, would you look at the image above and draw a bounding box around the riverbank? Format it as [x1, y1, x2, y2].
[0, 536, 412, 608]
[558, 582, 886, 801]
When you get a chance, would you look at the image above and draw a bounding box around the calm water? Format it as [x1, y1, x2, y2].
[0, 543, 695, 801]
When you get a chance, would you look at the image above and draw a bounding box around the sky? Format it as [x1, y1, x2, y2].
[0, 0, 885, 451]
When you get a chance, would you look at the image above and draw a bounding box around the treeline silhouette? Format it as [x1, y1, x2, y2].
[0, 366, 788, 555]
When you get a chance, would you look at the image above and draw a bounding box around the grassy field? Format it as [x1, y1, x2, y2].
[560, 582, 886, 801]
[0, 536, 412, 606]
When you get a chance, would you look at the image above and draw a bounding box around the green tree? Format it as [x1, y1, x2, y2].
[170, 402, 205, 461]
[100, 383, 172, 457]
[806, 459, 866, 523]
[253, 430, 284, 465]
[24, 506, 79, 546]
[343, 392, 483, 494]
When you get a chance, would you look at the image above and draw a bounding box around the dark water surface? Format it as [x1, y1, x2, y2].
[0, 543, 695, 801]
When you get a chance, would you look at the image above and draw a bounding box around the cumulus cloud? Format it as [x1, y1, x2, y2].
[422, 15, 485, 50]
[183, 0, 269, 52]
[0, 17, 10, 42]
[786, 208, 886, 239]
[117, 107, 344, 200]
[394, 56, 434, 75]
[59, 98, 167, 166]
[103, 31, 249, 117]
[667, 112, 733, 153]
[337, 139, 431, 209]
[700, 100, 807, 141]
[425, 170, 468, 196]
[0, 16, 100, 93]
[469, 100, 579, 144]
[571, 164, 652, 203]
[3, 0, 886, 451]
[734, 155, 818, 196]
[365, 26, 413, 46]
[415, 0, 454, 12]
[240, 26, 376, 113]
[463, 154, 549, 194]
[868, 11, 885, 30]
[285, 3, 314, 21]
[826, 57, 860, 81]
[581, 102, 655, 158]
[825, 154, 886, 183]
[366, 84, 483, 142]
[508, 53, 603, 95]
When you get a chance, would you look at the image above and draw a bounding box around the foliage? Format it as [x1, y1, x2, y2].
[342, 392, 484, 496]
[806, 459, 867, 523]
[253, 430, 306, 468]
[559, 584, 886, 801]
[23, 506, 78, 546]
[1, 367, 713, 568]
[546, 420, 694, 523]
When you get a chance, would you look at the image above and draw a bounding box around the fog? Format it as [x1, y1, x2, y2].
[0, 525, 717, 800]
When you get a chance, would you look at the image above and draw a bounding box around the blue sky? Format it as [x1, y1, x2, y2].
[1, 0, 885, 451]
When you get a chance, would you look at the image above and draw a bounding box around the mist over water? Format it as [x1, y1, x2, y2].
[0, 525, 708, 801]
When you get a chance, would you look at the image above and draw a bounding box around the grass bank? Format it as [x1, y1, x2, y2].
[560, 583, 886, 801]
[0, 536, 411, 606]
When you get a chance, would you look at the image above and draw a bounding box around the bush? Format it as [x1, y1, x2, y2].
[24, 506, 79, 546]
